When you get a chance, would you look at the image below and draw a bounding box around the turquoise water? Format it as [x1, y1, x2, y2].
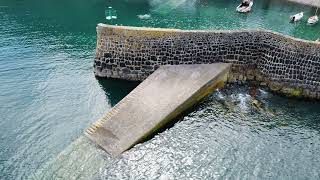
[33, 85, 320, 179]
[105, 0, 320, 40]
[0, 0, 319, 179]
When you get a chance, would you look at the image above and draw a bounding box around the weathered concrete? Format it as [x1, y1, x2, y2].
[86, 63, 231, 155]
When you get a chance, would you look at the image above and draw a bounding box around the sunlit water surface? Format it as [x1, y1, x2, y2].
[0, 0, 319, 179]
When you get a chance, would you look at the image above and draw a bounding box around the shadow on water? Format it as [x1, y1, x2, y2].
[96, 77, 140, 106]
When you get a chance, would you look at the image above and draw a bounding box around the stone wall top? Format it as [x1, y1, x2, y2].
[287, 0, 320, 7]
[97, 23, 320, 46]
[94, 24, 320, 98]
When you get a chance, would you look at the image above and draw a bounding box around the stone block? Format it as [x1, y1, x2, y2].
[93, 24, 320, 99]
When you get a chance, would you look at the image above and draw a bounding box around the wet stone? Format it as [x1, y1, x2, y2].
[94, 24, 320, 97]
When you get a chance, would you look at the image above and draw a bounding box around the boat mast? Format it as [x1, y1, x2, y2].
[316, 0, 319, 15]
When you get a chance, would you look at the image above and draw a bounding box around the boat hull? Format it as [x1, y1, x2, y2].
[290, 12, 304, 22]
[236, 2, 253, 13]
[307, 16, 319, 25]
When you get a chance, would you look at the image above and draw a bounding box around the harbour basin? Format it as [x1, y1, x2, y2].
[0, 0, 319, 179]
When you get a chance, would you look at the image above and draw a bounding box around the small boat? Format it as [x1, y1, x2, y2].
[307, 15, 319, 25]
[307, 7, 319, 25]
[290, 12, 304, 22]
[137, 14, 151, 20]
[105, 6, 117, 20]
[236, 1, 253, 13]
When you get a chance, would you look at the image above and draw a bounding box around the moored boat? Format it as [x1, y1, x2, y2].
[290, 12, 304, 22]
[307, 15, 319, 25]
[236, 0, 253, 13]
[307, 7, 319, 25]
[105, 6, 117, 20]
[137, 14, 151, 19]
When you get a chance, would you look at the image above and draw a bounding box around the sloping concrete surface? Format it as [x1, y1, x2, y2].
[85, 63, 231, 156]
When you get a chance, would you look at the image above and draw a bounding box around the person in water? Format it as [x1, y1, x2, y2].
[240, 0, 251, 7]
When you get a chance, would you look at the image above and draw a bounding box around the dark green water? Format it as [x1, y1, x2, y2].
[0, 0, 319, 179]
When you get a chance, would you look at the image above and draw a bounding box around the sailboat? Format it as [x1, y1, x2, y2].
[307, 7, 319, 25]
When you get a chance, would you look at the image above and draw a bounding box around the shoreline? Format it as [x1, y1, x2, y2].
[287, 0, 320, 7]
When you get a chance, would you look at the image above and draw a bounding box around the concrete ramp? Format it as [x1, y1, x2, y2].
[85, 63, 231, 156]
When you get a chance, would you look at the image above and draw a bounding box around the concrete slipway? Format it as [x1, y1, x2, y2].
[86, 63, 231, 156]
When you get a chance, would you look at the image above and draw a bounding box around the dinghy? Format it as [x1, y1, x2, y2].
[105, 6, 117, 20]
[236, 0, 253, 13]
[307, 7, 319, 25]
[137, 14, 151, 20]
[307, 15, 319, 25]
[290, 12, 303, 22]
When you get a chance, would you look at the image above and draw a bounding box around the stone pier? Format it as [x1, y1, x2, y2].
[86, 63, 231, 155]
[288, 0, 320, 7]
[94, 24, 320, 99]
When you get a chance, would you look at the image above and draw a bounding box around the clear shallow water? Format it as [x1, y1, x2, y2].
[0, 0, 319, 179]
[34, 85, 320, 179]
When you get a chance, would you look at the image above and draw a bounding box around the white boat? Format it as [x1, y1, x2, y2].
[106, 15, 117, 20]
[307, 7, 319, 25]
[307, 15, 319, 25]
[105, 7, 117, 20]
[236, 1, 253, 13]
[137, 14, 151, 20]
[290, 12, 304, 22]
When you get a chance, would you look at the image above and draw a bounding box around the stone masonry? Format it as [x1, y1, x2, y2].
[94, 24, 320, 99]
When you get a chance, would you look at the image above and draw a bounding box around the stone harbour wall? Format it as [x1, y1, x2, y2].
[94, 24, 320, 99]
[287, 0, 320, 7]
